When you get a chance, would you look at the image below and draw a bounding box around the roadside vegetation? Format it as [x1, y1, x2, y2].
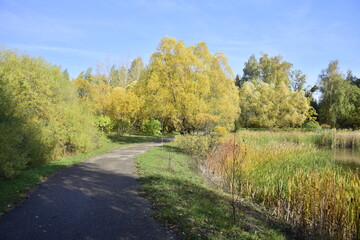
[173, 131, 359, 239]
[1, 36, 359, 239]
[136, 143, 290, 240]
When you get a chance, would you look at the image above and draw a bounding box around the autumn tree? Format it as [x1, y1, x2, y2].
[0, 49, 99, 178]
[237, 54, 310, 128]
[102, 87, 143, 135]
[134, 37, 239, 133]
[72, 68, 143, 134]
[72, 74, 96, 100]
[240, 53, 306, 88]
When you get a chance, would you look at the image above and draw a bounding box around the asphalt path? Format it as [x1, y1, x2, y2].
[0, 141, 176, 240]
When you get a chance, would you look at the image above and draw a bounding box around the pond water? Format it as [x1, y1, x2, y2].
[330, 149, 360, 169]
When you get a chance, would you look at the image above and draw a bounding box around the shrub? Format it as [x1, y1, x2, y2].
[113, 119, 131, 136]
[213, 126, 228, 137]
[174, 134, 215, 159]
[0, 121, 36, 178]
[302, 120, 321, 129]
[141, 120, 162, 136]
[0, 49, 100, 178]
[94, 115, 112, 133]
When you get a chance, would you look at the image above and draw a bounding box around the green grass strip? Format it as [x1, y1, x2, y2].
[136, 143, 290, 240]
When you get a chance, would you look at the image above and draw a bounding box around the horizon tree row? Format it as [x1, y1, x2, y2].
[1, 37, 359, 177]
[74, 37, 359, 132]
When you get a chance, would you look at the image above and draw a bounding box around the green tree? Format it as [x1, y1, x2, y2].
[118, 66, 128, 88]
[241, 54, 260, 83]
[290, 69, 306, 91]
[128, 57, 144, 84]
[238, 53, 310, 128]
[346, 70, 360, 88]
[241, 53, 300, 87]
[63, 69, 70, 81]
[235, 74, 245, 88]
[318, 60, 355, 127]
[109, 65, 120, 87]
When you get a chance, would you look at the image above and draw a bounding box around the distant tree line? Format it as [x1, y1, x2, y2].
[72, 37, 239, 135]
[236, 54, 359, 129]
[1, 37, 359, 178]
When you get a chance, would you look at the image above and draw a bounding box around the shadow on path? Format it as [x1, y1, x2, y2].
[0, 143, 176, 240]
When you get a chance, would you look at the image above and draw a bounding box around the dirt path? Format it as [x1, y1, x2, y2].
[0, 142, 176, 240]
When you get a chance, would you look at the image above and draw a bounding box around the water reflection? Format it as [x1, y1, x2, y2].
[331, 149, 360, 169]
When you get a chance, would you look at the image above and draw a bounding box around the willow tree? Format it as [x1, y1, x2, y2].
[238, 53, 310, 128]
[134, 37, 239, 133]
[241, 53, 306, 88]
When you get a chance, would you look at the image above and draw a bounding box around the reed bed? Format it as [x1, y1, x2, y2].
[315, 130, 360, 149]
[203, 133, 360, 240]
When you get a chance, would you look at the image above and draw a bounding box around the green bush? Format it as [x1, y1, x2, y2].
[141, 120, 162, 136]
[302, 120, 321, 129]
[113, 119, 131, 136]
[94, 115, 112, 133]
[0, 121, 34, 178]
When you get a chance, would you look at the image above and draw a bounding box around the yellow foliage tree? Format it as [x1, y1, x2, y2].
[239, 82, 309, 128]
[103, 87, 142, 120]
[134, 37, 239, 133]
[0, 49, 99, 177]
[72, 76, 143, 135]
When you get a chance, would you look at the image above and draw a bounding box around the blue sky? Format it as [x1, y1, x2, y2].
[1, 0, 359, 87]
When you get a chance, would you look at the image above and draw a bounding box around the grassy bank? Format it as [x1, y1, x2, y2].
[0, 134, 159, 214]
[136, 143, 289, 240]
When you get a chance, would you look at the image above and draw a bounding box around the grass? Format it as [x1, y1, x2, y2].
[136, 143, 290, 240]
[237, 129, 360, 149]
[203, 132, 360, 239]
[0, 134, 162, 214]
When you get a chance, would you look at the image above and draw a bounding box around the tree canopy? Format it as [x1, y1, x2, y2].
[318, 60, 360, 128]
[134, 37, 239, 133]
[1, 37, 359, 178]
[0, 49, 100, 178]
[237, 54, 310, 128]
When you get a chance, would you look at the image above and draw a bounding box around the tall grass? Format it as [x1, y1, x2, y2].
[202, 132, 360, 239]
[238, 129, 360, 149]
[315, 129, 360, 149]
